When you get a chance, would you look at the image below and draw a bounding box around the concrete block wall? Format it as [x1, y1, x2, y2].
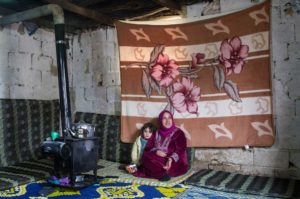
[0, 23, 73, 100]
[72, 28, 121, 115]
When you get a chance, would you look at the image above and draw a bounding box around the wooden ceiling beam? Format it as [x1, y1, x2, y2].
[44, 0, 114, 26]
[77, 0, 105, 7]
[152, 0, 182, 13]
[0, 5, 94, 32]
[0, 6, 15, 15]
[127, 7, 169, 20]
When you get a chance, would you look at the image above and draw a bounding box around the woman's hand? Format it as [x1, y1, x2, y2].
[163, 158, 172, 170]
[156, 150, 167, 157]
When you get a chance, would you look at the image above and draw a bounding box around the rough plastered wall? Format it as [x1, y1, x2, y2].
[0, 23, 73, 101]
[187, 0, 300, 179]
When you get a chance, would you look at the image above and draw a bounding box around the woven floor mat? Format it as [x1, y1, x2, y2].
[0, 159, 53, 191]
[184, 169, 300, 198]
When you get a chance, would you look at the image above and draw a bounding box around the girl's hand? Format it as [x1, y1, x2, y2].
[125, 165, 137, 174]
[163, 158, 172, 170]
[156, 150, 167, 157]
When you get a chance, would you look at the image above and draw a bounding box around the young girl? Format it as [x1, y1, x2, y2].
[126, 122, 156, 173]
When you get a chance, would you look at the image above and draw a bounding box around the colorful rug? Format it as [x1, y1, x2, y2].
[184, 169, 300, 198]
[0, 180, 186, 199]
[174, 186, 281, 199]
[86, 159, 195, 187]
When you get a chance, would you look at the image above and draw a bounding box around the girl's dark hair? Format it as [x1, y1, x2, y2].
[141, 122, 156, 134]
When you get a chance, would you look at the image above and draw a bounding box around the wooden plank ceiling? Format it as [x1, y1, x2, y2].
[0, 0, 210, 33]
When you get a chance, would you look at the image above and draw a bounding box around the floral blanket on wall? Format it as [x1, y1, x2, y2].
[115, 0, 274, 147]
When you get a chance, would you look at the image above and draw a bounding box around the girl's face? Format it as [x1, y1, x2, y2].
[143, 127, 153, 140]
[161, 112, 173, 129]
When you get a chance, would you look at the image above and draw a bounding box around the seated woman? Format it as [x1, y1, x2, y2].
[129, 110, 189, 181]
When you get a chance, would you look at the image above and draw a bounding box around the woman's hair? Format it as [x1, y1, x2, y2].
[141, 122, 156, 134]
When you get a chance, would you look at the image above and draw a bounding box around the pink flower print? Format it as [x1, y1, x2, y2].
[191, 53, 206, 68]
[171, 77, 201, 114]
[219, 36, 249, 75]
[150, 54, 179, 87]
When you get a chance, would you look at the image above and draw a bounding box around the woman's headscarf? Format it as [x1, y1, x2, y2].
[158, 110, 176, 137]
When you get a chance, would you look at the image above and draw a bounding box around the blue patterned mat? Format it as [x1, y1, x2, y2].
[0, 180, 286, 199]
[0, 179, 186, 199]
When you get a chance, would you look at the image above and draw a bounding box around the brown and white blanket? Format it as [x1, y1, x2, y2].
[115, 0, 274, 147]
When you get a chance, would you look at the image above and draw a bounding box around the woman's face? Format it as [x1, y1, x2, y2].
[161, 112, 173, 129]
[143, 127, 153, 140]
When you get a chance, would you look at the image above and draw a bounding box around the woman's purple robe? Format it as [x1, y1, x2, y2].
[133, 127, 189, 179]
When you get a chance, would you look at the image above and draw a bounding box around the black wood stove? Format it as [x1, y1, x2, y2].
[41, 23, 99, 188]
